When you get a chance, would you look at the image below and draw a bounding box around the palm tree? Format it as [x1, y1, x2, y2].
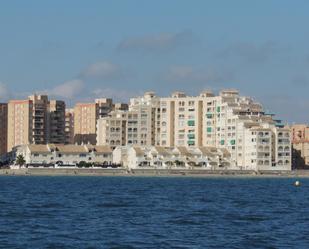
[16, 155, 26, 168]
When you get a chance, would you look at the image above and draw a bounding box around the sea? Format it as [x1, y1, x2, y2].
[0, 176, 308, 249]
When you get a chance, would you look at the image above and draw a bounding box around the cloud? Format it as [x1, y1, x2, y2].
[49, 79, 84, 99]
[0, 82, 11, 101]
[260, 94, 309, 123]
[218, 41, 279, 63]
[291, 75, 309, 87]
[117, 30, 194, 52]
[92, 88, 141, 102]
[80, 61, 126, 80]
[161, 65, 234, 85]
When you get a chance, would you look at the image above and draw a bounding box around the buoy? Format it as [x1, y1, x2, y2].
[294, 180, 301, 187]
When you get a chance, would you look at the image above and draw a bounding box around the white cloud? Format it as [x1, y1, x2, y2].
[218, 41, 279, 63]
[92, 88, 140, 102]
[49, 79, 84, 99]
[0, 82, 11, 101]
[162, 65, 233, 85]
[117, 30, 193, 52]
[81, 61, 125, 80]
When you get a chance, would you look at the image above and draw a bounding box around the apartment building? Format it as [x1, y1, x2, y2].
[0, 103, 8, 155]
[96, 92, 159, 147]
[96, 98, 113, 118]
[74, 103, 98, 145]
[48, 100, 66, 144]
[290, 124, 309, 143]
[7, 100, 33, 152]
[289, 124, 309, 168]
[28, 94, 49, 144]
[7, 95, 66, 152]
[96, 111, 127, 147]
[73, 98, 118, 145]
[65, 108, 74, 144]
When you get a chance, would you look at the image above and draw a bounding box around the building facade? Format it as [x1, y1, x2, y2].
[48, 100, 66, 144]
[98, 90, 291, 170]
[65, 108, 74, 144]
[7, 100, 33, 152]
[73, 103, 98, 145]
[113, 145, 231, 169]
[0, 103, 8, 155]
[7, 95, 66, 152]
[13, 144, 113, 166]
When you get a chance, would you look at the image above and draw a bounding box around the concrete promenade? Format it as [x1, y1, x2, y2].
[0, 168, 306, 177]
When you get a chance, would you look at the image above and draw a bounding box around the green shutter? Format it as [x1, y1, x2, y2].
[206, 113, 213, 118]
[188, 134, 195, 139]
[207, 127, 212, 132]
[220, 140, 225, 145]
[217, 106, 221, 112]
[188, 140, 195, 145]
[230, 139, 235, 145]
[188, 120, 195, 126]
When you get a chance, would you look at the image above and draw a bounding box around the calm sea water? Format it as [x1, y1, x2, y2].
[0, 176, 309, 249]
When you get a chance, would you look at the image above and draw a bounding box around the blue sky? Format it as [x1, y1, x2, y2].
[0, 0, 309, 123]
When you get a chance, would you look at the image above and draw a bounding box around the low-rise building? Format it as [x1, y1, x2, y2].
[12, 144, 112, 166]
[113, 146, 232, 169]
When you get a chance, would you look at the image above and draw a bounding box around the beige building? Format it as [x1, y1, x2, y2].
[290, 124, 309, 143]
[7, 100, 33, 152]
[96, 111, 127, 148]
[74, 98, 118, 145]
[289, 124, 309, 168]
[7, 95, 66, 152]
[96, 92, 159, 147]
[74, 103, 98, 145]
[65, 108, 74, 144]
[293, 142, 309, 168]
[0, 103, 8, 155]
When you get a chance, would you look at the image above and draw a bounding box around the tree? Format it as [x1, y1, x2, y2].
[16, 155, 26, 167]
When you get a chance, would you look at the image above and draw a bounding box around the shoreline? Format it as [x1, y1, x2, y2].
[0, 168, 308, 178]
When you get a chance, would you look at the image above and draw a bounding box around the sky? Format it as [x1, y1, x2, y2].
[0, 0, 309, 123]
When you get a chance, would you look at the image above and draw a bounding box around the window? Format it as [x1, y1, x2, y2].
[188, 120, 195, 126]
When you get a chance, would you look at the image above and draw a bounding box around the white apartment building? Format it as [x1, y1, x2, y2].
[97, 89, 291, 171]
[96, 111, 127, 147]
[97, 92, 160, 147]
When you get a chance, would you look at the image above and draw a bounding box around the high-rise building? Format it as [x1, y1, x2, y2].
[97, 90, 291, 170]
[96, 111, 127, 148]
[28, 94, 49, 144]
[65, 108, 74, 144]
[74, 103, 98, 145]
[74, 98, 121, 145]
[96, 98, 113, 118]
[96, 92, 159, 147]
[48, 100, 66, 144]
[290, 124, 309, 143]
[0, 103, 8, 155]
[7, 100, 33, 152]
[7, 95, 66, 152]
